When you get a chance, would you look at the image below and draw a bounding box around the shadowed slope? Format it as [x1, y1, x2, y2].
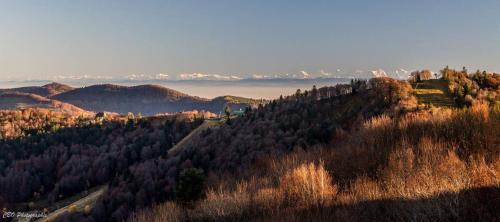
[51, 84, 261, 115]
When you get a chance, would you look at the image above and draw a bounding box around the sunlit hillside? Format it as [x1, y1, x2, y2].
[126, 70, 499, 222]
[0, 69, 498, 222]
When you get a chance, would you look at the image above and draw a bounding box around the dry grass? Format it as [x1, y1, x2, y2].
[279, 162, 337, 208]
[128, 202, 183, 222]
[129, 104, 500, 222]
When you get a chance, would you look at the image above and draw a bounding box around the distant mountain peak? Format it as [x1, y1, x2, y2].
[42, 82, 70, 88]
[371, 69, 388, 78]
[178, 73, 242, 81]
[42, 82, 73, 93]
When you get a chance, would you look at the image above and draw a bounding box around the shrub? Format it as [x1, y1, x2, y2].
[128, 202, 182, 222]
[68, 204, 78, 213]
[84, 205, 92, 215]
[279, 161, 337, 208]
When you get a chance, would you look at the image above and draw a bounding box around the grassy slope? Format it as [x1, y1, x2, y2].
[412, 79, 455, 107]
[168, 119, 223, 156]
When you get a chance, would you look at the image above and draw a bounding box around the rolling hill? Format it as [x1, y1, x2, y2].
[0, 92, 92, 115]
[0, 82, 73, 97]
[50, 84, 262, 116]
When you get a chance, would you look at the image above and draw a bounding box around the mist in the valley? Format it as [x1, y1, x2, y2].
[0, 79, 350, 99]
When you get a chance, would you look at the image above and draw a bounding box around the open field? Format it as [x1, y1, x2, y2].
[413, 79, 455, 107]
[168, 119, 223, 156]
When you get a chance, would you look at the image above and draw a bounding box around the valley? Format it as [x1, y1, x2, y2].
[0, 68, 499, 222]
[2, 2, 499, 221]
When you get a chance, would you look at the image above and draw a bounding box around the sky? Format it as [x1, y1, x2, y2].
[1, 0, 499, 81]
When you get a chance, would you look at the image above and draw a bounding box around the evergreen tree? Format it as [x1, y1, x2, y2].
[175, 168, 206, 205]
[312, 85, 318, 100]
[295, 89, 302, 98]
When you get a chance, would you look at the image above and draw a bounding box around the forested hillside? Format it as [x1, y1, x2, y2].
[50, 77, 418, 221]
[178, 78, 415, 174]
[134, 102, 498, 222]
[0, 111, 203, 214]
[125, 72, 499, 222]
[441, 66, 499, 107]
[0, 108, 92, 140]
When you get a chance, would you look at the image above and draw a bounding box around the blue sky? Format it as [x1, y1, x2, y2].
[1, 0, 499, 80]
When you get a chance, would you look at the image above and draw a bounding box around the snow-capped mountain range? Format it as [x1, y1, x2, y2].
[15, 68, 416, 82]
[178, 73, 242, 81]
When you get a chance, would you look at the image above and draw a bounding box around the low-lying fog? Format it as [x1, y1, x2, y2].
[0, 79, 351, 100]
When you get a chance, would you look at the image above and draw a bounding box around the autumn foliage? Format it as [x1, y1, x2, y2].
[129, 80, 499, 222]
[1, 74, 498, 222]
